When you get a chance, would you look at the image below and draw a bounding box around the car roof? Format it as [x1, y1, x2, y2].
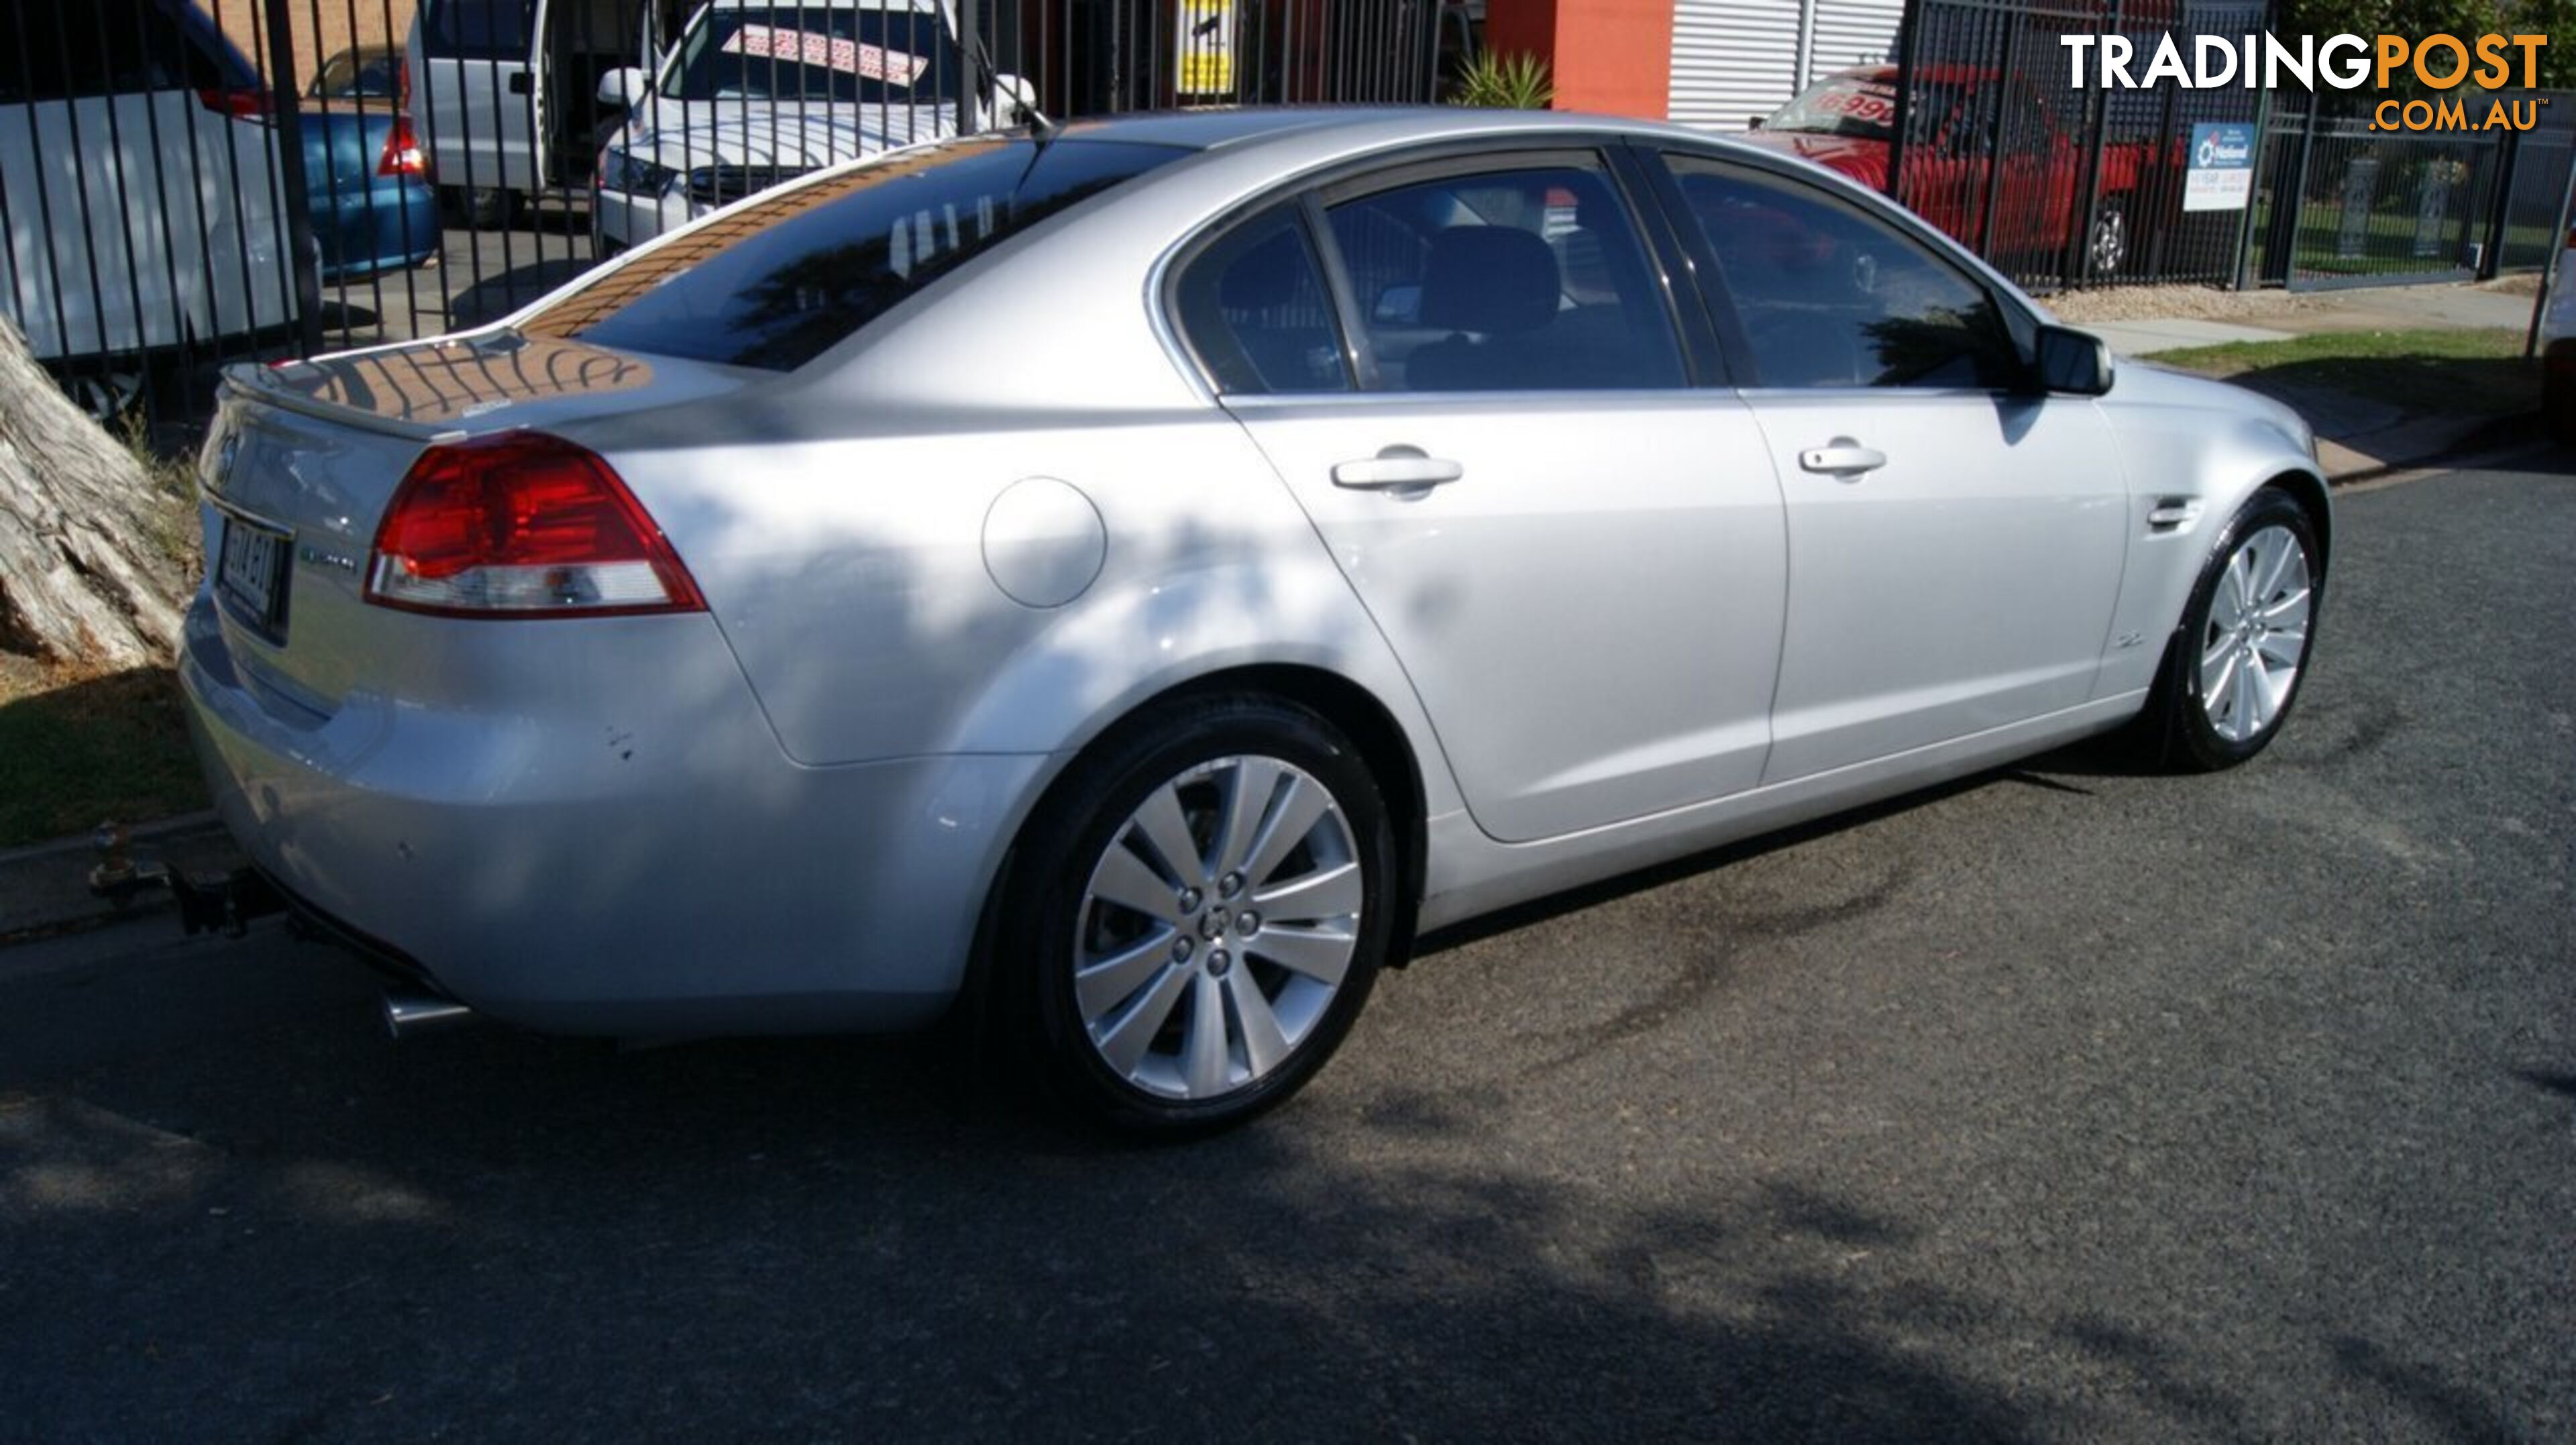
[1048, 104, 1747, 158]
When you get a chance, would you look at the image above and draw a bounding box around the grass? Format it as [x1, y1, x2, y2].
[0, 654, 207, 850]
[2151, 326, 2539, 417]
[0, 419, 209, 851]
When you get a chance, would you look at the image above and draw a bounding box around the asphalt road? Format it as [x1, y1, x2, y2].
[4, 456, 2571, 1442]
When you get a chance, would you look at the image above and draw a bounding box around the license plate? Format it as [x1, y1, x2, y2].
[217, 515, 290, 633]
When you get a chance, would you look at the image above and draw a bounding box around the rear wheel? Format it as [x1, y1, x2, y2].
[2088, 205, 2128, 278]
[1006, 695, 1397, 1135]
[2141, 488, 2321, 771]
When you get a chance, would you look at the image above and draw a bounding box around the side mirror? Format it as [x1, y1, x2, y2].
[994, 72, 1039, 127]
[2033, 323, 2114, 396]
[598, 66, 649, 111]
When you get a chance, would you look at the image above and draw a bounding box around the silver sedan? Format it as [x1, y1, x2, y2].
[184, 107, 2326, 1132]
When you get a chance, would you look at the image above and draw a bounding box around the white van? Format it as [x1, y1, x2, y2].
[589, 0, 1031, 252]
[0, 0, 297, 367]
[405, 0, 691, 226]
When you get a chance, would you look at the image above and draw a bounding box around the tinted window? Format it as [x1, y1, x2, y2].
[1324, 160, 1684, 392]
[0, 0, 237, 104]
[1667, 158, 2024, 390]
[665, 6, 961, 104]
[1172, 209, 1349, 394]
[525, 139, 1185, 370]
[423, 0, 535, 61]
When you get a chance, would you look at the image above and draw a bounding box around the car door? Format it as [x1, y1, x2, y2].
[1179, 148, 1790, 845]
[1649, 151, 2128, 784]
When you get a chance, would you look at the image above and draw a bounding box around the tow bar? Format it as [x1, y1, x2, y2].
[87, 822, 285, 938]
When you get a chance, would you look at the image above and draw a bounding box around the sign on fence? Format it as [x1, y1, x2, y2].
[2184, 123, 2256, 211]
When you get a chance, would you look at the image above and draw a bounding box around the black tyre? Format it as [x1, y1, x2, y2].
[2142, 487, 2322, 771]
[1004, 694, 1397, 1136]
[2546, 357, 2574, 450]
[445, 185, 515, 230]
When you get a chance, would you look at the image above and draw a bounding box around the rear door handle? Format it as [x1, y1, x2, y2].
[1332, 449, 1463, 491]
[1799, 440, 1887, 477]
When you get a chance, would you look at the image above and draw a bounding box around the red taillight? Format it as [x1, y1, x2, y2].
[378, 115, 425, 177]
[197, 87, 274, 120]
[365, 432, 704, 618]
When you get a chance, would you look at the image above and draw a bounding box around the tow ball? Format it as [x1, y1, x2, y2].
[86, 822, 284, 938]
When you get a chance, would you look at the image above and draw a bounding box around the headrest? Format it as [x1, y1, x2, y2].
[1419, 226, 1558, 335]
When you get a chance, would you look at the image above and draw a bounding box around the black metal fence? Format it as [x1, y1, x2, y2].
[2242, 91, 2573, 291]
[1890, 0, 2271, 293]
[1, 0, 1450, 435]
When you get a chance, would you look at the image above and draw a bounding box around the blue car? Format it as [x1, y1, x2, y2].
[302, 46, 440, 283]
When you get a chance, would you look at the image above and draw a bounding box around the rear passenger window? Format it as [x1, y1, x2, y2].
[1171, 209, 1350, 394]
[1324, 160, 1685, 392]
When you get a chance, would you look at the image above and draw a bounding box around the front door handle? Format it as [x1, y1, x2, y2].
[1799, 439, 1887, 478]
[1332, 447, 1463, 491]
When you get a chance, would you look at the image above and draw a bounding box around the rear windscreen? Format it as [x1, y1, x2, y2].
[522, 138, 1187, 371]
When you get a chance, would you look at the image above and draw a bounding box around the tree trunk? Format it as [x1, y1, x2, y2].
[0, 317, 189, 670]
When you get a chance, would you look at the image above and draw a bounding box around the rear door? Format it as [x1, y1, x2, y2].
[1648, 150, 2127, 784]
[1187, 147, 1790, 844]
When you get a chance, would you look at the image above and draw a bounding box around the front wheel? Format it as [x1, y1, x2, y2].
[2143, 488, 2322, 771]
[1006, 695, 1398, 1136]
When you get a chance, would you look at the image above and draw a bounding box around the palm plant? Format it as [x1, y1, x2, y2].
[1448, 50, 1555, 110]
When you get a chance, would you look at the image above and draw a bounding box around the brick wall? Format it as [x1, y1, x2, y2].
[206, 0, 421, 95]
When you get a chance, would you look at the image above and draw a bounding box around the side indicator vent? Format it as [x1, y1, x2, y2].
[2147, 498, 2204, 534]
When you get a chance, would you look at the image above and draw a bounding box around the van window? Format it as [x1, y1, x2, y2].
[423, 0, 536, 61]
[0, 0, 241, 104]
[523, 138, 1187, 370]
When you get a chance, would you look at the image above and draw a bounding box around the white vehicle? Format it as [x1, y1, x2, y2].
[2544, 213, 2574, 449]
[589, 0, 1030, 254]
[0, 0, 296, 373]
[405, 0, 689, 227]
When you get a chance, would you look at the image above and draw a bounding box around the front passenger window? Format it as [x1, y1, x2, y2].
[1666, 158, 2024, 390]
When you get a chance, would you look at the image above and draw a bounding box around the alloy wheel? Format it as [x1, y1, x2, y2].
[1071, 755, 1363, 1101]
[2198, 523, 2312, 743]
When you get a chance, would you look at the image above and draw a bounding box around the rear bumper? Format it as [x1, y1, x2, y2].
[177, 592, 1046, 1034]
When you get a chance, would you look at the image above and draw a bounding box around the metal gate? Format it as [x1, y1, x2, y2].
[0, 0, 1452, 435]
[1888, 0, 2270, 293]
[2245, 90, 2571, 291]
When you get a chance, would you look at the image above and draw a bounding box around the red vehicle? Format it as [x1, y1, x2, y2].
[1744, 64, 2161, 278]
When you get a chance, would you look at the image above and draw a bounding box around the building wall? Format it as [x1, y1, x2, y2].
[1666, 0, 1903, 133]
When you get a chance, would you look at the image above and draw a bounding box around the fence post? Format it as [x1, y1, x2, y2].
[2068, 0, 2118, 286]
[2481, 127, 2521, 280]
[258, 0, 326, 358]
[958, 0, 985, 133]
[1886, 0, 1921, 204]
[2231, 80, 2274, 290]
[2526, 150, 2575, 359]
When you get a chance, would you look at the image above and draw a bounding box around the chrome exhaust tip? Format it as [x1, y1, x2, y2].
[381, 990, 476, 1039]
